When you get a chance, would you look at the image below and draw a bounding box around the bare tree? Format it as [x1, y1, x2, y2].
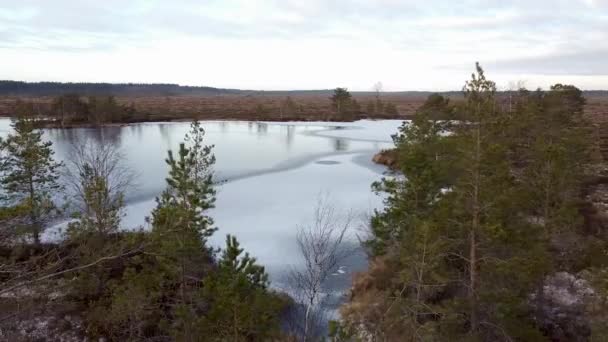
[373, 82, 383, 100]
[63, 139, 136, 234]
[289, 195, 354, 341]
[373, 82, 384, 115]
[505, 80, 527, 113]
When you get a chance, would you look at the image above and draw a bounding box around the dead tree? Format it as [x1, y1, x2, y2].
[63, 139, 136, 235]
[289, 195, 354, 341]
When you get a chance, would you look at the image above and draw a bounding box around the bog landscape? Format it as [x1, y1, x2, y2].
[0, 1, 607, 341]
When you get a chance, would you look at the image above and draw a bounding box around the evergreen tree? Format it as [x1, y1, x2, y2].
[184, 120, 216, 186]
[68, 164, 124, 236]
[452, 62, 503, 335]
[509, 84, 593, 327]
[196, 235, 284, 341]
[368, 113, 452, 255]
[344, 109, 454, 340]
[71, 122, 218, 340]
[444, 63, 546, 339]
[330, 88, 354, 119]
[342, 64, 551, 341]
[0, 115, 62, 244]
[150, 120, 217, 339]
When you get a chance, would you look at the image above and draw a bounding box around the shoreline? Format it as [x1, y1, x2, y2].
[0, 114, 409, 129]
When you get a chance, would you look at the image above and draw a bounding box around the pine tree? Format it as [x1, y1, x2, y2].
[0, 115, 62, 244]
[184, 120, 216, 186]
[453, 62, 502, 335]
[330, 88, 354, 119]
[343, 64, 550, 340]
[196, 235, 284, 341]
[368, 112, 452, 255]
[342, 105, 454, 340]
[509, 84, 593, 327]
[439, 63, 548, 340]
[530, 86, 590, 245]
[67, 164, 124, 236]
[150, 120, 217, 339]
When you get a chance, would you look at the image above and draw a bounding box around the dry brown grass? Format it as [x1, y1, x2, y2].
[585, 96, 608, 162]
[117, 93, 428, 121]
[585, 96, 608, 124]
[0, 92, 606, 123]
[0, 93, 426, 121]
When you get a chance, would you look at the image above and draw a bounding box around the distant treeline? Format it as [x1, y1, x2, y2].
[4, 80, 604, 98]
[11, 94, 136, 126]
[0, 80, 456, 97]
[0, 81, 241, 96]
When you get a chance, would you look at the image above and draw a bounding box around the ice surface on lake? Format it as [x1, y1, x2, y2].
[115, 120, 401, 288]
[121, 151, 385, 283]
[267, 119, 403, 143]
[1, 118, 403, 293]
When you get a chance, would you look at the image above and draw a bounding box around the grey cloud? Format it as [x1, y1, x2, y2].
[489, 48, 608, 75]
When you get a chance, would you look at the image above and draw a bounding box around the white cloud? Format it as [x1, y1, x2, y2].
[0, 0, 605, 90]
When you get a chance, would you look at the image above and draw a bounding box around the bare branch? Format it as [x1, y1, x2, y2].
[288, 193, 355, 340]
[0, 245, 144, 297]
[63, 138, 137, 213]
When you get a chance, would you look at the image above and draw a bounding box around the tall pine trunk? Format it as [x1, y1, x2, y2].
[28, 172, 40, 246]
[469, 116, 481, 334]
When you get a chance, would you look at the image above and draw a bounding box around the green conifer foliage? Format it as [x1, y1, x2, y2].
[195, 235, 284, 341]
[0, 115, 62, 244]
[68, 164, 123, 236]
[342, 64, 563, 341]
[369, 113, 452, 256]
[149, 123, 217, 339]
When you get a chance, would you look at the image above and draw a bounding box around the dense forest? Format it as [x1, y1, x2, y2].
[9, 80, 605, 99]
[0, 80, 456, 97]
[0, 64, 606, 341]
[0, 81, 241, 97]
[332, 64, 608, 341]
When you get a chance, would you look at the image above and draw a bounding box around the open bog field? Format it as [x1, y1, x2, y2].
[0, 92, 429, 121]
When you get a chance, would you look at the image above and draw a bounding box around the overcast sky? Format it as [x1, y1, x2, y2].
[0, 0, 606, 90]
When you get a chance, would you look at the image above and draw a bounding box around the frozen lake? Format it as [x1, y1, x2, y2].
[0, 118, 401, 295]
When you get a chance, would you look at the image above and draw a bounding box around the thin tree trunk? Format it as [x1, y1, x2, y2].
[28, 174, 40, 246]
[304, 294, 313, 341]
[413, 229, 428, 341]
[233, 306, 238, 341]
[469, 111, 481, 334]
[61, 100, 65, 128]
[536, 159, 552, 326]
[469, 222, 478, 333]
